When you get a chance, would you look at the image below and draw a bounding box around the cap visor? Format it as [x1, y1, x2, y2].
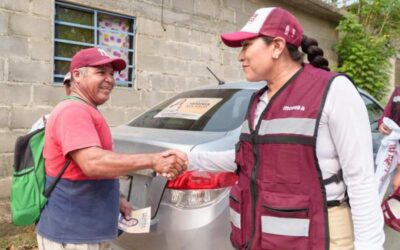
[89, 58, 127, 71]
[220, 32, 259, 47]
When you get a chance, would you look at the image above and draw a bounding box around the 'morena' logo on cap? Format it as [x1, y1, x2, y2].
[97, 48, 111, 58]
[247, 13, 258, 24]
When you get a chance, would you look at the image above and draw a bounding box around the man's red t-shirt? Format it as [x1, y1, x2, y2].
[43, 99, 113, 180]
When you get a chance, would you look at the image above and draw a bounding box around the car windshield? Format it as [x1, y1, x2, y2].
[128, 89, 255, 132]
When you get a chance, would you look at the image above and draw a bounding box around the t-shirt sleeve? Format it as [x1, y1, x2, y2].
[55, 105, 102, 156]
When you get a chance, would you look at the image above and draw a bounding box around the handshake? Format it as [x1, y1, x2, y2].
[151, 149, 188, 180]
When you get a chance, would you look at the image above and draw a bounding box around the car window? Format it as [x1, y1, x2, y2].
[360, 93, 383, 131]
[128, 89, 255, 132]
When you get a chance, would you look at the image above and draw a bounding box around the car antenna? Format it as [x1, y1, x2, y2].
[206, 67, 225, 85]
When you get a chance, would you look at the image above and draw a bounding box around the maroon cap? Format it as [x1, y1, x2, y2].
[221, 7, 304, 48]
[70, 47, 126, 72]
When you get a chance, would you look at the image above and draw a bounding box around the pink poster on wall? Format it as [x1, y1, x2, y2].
[98, 15, 131, 84]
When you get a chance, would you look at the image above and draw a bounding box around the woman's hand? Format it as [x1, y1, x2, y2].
[379, 123, 391, 135]
[393, 167, 400, 192]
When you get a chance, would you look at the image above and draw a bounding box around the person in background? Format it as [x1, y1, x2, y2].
[378, 86, 400, 191]
[36, 47, 187, 250]
[189, 7, 384, 250]
[29, 72, 72, 132]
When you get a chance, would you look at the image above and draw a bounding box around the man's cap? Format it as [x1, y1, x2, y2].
[382, 187, 400, 232]
[70, 47, 126, 72]
[221, 7, 304, 48]
[63, 72, 71, 85]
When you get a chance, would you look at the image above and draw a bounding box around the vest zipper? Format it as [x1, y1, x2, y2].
[245, 134, 259, 250]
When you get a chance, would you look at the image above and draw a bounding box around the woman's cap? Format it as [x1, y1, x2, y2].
[221, 7, 304, 48]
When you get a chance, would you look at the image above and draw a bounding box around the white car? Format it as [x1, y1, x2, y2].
[111, 82, 383, 250]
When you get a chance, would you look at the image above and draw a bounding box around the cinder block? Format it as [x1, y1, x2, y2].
[31, 39, 53, 61]
[0, 0, 29, 13]
[167, 26, 190, 43]
[0, 107, 10, 128]
[0, 36, 29, 58]
[137, 18, 165, 37]
[135, 73, 152, 90]
[0, 10, 8, 35]
[235, 10, 250, 26]
[207, 45, 222, 62]
[31, 0, 52, 17]
[177, 44, 203, 61]
[10, 107, 52, 130]
[0, 84, 31, 106]
[0, 58, 5, 81]
[163, 57, 189, 76]
[222, 50, 240, 65]
[171, 0, 194, 14]
[142, 90, 170, 108]
[224, 0, 243, 12]
[220, 8, 236, 23]
[137, 53, 165, 73]
[99, 107, 127, 127]
[0, 131, 24, 153]
[222, 65, 243, 82]
[159, 41, 180, 58]
[9, 13, 51, 39]
[0, 153, 13, 178]
[188, 30, 211, 45]
[8, 59, 51, 83]
[110, 87, 141, 107]
[243, 0, 259, 15]
[0, 176, 12, 199]
[189, 61, 210, 77]
[194, 0, 218, 17]
[148, 73, 172, 92]
[137, 35, 161, 56]
[33, 85, 67, 106]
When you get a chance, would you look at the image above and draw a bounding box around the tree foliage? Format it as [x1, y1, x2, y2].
[335, 0, 400, 101]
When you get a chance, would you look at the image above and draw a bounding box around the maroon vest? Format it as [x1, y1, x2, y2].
[230, 64, 338, 250]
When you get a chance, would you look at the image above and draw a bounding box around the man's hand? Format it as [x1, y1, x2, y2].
[151, 149, 188, 180]
[379, 123, 391, 135]
[120, 197, 133, 220]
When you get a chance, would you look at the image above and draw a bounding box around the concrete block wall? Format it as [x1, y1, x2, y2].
[0, 0, 340, 198]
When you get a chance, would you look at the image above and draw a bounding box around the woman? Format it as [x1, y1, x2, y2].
[189, 7, 384, 250]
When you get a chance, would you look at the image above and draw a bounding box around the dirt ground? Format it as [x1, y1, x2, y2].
[0, 199, 37, 250]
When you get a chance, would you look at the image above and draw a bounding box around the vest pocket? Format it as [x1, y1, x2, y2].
[260, 192, 311, 250]
[229, 185, 244, 248]
[262, 144, 301, 184]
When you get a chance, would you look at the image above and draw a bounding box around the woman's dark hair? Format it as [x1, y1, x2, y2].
[300, 35, 330, 71]
[261, 35, 330, 71]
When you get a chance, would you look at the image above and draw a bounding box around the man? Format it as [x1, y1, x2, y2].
[29, 72, 72, 132]
[36, 47, 187, 250]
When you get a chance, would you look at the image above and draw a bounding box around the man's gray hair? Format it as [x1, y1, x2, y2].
[70, 67, 89, 84]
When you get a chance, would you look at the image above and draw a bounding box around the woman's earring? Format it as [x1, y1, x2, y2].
[273, 54, 279, 59]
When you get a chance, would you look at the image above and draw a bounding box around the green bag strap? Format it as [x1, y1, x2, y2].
[64, 95, 98, 110]
[43, 159, 71, 198]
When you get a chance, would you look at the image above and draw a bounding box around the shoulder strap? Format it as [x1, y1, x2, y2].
[43, 159, 71, 197]
[323, 169, 343, 186]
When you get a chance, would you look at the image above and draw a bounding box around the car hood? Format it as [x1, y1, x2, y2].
[111, 125, 227, 154]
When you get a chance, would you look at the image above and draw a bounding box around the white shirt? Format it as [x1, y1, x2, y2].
[188, 76, 384, 250]
[29, 114, 50, 133]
